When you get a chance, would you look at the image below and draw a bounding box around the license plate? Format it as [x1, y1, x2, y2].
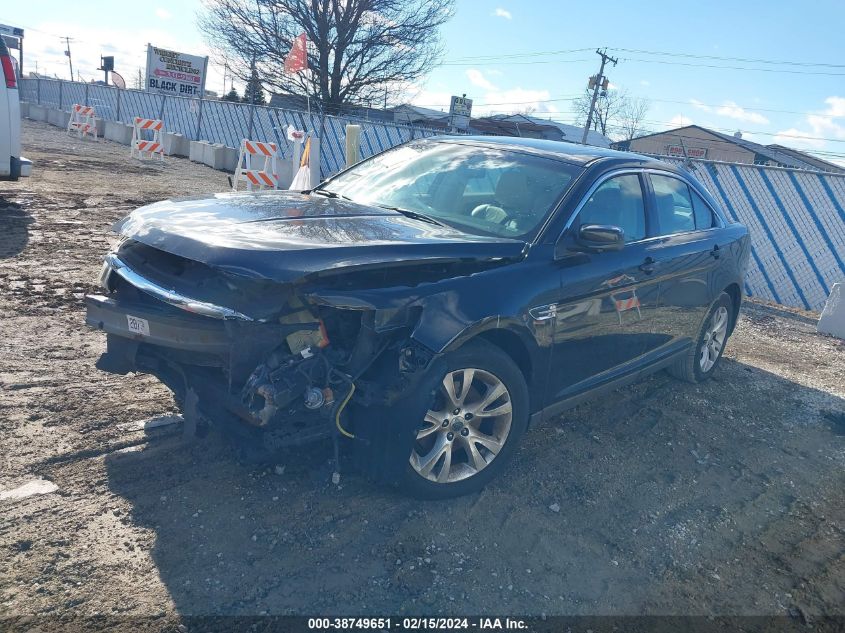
[126, 314, 150, 337]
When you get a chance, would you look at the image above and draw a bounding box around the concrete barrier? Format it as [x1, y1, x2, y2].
[189, 140, 208, 163]
[27, 104, 48, 122]
[220, 146, 239, 172]
[163, 132, 189, 157]
[47, 108, 70, 128]
[818, 283, 845, 339]
[19, 102, 29, 118]
[105, 120, 134, 145]
[276, 161, 293, 190]
[200, 143, 233, 171]
[309, 136, 321, 187]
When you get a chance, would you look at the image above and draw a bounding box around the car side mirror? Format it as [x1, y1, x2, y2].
[576, 224, 625, 252]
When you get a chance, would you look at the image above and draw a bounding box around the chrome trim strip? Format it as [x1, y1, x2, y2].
[104, 253, 254, 321]
[528, 303, 557, 321]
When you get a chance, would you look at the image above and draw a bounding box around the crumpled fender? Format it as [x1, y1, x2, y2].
[306, 259, 551, 357]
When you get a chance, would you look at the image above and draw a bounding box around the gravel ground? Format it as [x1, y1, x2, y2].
[1, 120, 843, 628]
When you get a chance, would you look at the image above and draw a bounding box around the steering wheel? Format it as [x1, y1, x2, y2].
[470, 203, 508, 224]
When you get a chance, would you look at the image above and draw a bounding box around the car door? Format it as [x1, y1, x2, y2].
[545, 171, 663, 402]
[645, 172, 725, 353]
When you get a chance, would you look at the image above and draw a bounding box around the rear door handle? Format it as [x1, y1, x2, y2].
[639, 257, 656, 274]
[711, 244, 721, 259]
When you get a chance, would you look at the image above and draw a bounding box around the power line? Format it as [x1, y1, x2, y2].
[611, 48, 845, 69]
[617, 57, 845, 77]
[441, 45, 845, 69]
[445, 47, 594, 63]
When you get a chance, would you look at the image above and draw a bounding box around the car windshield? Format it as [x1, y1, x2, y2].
[319, 141, 582, 239]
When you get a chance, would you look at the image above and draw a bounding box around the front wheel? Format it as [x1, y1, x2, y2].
[668, 291, 734, 383]
[401, 340, 529, 499]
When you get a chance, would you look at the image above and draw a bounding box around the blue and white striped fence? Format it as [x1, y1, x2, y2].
[19, 78, 845, 312]
[662, 158, 845, 312]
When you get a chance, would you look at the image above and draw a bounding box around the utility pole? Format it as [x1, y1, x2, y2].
[64, 36, 74, 81]
[581, 48, 617, 144]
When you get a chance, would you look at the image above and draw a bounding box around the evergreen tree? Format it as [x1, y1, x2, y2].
[242, 74, 266, 105]
[222, 87, 241, 102]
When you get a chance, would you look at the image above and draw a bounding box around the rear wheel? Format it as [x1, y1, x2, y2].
[668, 291, 733, 383]
[401, 340, 529, 499]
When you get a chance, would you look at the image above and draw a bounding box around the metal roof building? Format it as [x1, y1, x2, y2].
[613, 125, 844, 173]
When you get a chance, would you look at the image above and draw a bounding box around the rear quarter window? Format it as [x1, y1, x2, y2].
[690, 189, 716, 229]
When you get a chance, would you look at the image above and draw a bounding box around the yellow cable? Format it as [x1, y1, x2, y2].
[335, 382, 356, 439]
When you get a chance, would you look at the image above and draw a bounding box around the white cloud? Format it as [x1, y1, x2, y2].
[689, 98, 769, 124]
[772, 95, 845, 151]
[493, 8, 512, 19]
[669, 114, 693, 127]
[772, 128, 826, 149]
[822, 96, 845, 117]
[716, 101, 769, 125]
[806, 113, 845, 139]
[639, 80, 650, 87]
[409, 90, 450, 111]
[155, 8, 172, 19]
[690, 99, 711, 112]
[472, 88, 557, 116]
[466, 68, 497, 91]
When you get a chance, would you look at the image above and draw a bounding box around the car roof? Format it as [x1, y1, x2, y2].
[427, 135, 660, 167]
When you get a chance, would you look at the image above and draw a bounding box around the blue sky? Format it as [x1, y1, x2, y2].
[4, 0, 844, 161]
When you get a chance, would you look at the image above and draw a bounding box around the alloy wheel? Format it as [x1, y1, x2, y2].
[700, 306, 729, 372]
[410, 368, 513, 484]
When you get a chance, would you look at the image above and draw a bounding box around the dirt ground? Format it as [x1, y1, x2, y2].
[1, 120, 843, 626]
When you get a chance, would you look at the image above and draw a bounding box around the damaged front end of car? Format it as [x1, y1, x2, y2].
[91, 243, 417, 428]
[85, 237, 521, 482]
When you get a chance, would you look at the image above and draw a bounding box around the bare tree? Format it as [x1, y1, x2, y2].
[572, 89, 650, 140]
[199, 0, 454, 112]
[573, 89, 624, 137]
[615, 96, 650, 141]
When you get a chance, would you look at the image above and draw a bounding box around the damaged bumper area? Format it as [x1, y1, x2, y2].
[85, 239, 439, 448]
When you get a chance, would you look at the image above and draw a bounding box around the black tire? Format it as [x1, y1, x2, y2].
[668, 291, 733, 383]
[397, 339, 530, 499]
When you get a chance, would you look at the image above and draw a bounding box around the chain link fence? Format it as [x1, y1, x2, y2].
[20, 78, 441, 178]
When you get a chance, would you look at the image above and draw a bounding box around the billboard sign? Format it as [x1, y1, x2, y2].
[145, 44, 208, 97]
[449, 94, 473, 131]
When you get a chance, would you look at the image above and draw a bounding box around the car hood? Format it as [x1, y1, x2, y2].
[114, 191, 527, 283]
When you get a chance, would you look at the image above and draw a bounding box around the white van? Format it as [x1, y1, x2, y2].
[0, 37, 31, 181]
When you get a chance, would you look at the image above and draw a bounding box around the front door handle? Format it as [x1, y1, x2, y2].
[639, 257, 656, 274]
[710, 244, 721, 259]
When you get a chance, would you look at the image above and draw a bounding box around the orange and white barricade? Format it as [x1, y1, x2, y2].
[67, 104, 98, 140]
[130, 117, 165, 161]
[603, 274, 642, 324]
[232, 139, 279, 191]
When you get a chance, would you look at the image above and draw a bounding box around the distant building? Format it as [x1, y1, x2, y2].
[613, 125, 843, 173]
[266, 95, 613, 147]
[268, 93, 394, 123]
[391, 104, 451, 129]
[470, 114, 611, 147]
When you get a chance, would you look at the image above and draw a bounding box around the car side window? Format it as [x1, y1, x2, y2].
[690, 188, 716, 230]
[577, 174, 646, 243]
[650, 174, 697, 235]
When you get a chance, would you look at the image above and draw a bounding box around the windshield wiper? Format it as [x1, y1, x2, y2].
[309, 188, 352, 201]
[376, 205, 447, 227]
